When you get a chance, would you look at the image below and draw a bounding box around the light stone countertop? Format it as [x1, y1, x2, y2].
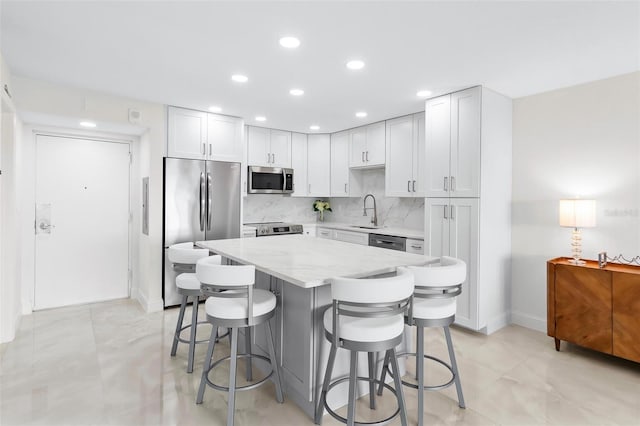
[303, 222, 424, 240]
[197, 234, 433, 288]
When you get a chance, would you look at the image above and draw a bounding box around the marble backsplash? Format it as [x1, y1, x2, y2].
[243, 168, 424, 230]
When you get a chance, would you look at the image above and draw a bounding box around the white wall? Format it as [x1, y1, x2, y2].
[0, 51, 24, 343]
[511, 72, 640, 332]
[11, 76, 166, 315]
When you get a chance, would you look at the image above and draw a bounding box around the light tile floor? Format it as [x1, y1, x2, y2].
[1, 298, 639, 425]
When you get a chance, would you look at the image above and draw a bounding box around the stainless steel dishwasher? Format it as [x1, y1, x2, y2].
[368, 233, 406, 251]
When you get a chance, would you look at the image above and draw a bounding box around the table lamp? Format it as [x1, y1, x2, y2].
[559, 199, 596, 265]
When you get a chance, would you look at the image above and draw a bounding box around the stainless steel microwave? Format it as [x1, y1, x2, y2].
[248, 166, 294, 194]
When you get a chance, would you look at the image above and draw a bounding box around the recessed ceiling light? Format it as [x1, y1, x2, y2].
[80, 121, 96, 128]
[209, 106, 222, 113]
[416, 90, 432, 97]
[289, 89, 304, 96]
[355, 112, 367, 118]
[309, 125, 320, 131]
[279, 36, 300, 49]
[255, 116, 267, 122]
[231, 74, 248, 83]
[346, 60, 365, 70]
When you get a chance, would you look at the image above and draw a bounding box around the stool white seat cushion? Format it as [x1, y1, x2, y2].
[169, 242, 210, 264]
[323, 308, 405, 342]
[204, 289, 276, 320]
[176, 273, 201, 291]
[412, 297, 457, 320]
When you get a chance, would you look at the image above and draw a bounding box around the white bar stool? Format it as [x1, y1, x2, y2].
[378, 256, 466, 426]
[315, 268, 415, 426]
[195, 256, 284, 426]
[168, 242, 212, 373]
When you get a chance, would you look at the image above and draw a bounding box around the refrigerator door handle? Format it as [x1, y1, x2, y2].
[207, 172, 213, 230]
[199, 172, 205, 231]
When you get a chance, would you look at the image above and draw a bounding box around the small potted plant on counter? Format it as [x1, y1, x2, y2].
[313, 200, 332, 222]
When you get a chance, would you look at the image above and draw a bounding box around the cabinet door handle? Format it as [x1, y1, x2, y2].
[444, 205, 448, 219]
[202, 143, 206, 155]
[412, 180, 416, 192]
[361, 151, 365, 162]
[209, 144, 212, 156]
[344, 183, 347, 193]
[451, 205, 455, 219]
[267, 153, 271, 163]
[411, 245, 422, 249]
[407, 180, 411, 192]
[272, 153, 276, 164]
[451, 176, 455, 192]
[366, 151, 369, 162]
[444, 176, 448, 191]
[308, 184, 311, 193]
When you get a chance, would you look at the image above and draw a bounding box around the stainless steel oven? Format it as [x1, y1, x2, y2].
[248, 166, 294, 194]
[244, 222, 303, 237]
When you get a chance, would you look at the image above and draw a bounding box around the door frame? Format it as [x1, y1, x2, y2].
[30, 128, 136, 310]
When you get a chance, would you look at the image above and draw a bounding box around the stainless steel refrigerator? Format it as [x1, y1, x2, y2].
[163, 158, 241, 307]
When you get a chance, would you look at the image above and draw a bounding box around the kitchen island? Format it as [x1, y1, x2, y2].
[196, 235, 432, 418]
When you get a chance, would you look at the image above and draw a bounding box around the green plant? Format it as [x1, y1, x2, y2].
[313, 200, 332, 221]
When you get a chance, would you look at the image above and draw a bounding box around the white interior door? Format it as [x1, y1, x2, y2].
[34, 134, 130, 310]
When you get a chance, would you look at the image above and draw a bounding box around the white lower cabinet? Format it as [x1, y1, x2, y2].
[425, 198, 479, 330]
[333, 229, 369, 246]
[316, 227, 336, 239]
[302, 224, 316, 237]
[405, 238, 424, 254]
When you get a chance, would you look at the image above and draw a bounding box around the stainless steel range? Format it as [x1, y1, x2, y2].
[244, 222, 303, 237]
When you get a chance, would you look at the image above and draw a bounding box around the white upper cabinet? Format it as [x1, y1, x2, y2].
[269, 129, 292, 168]
[349, 121, 386, 168]
[247, 126, 271, 166]
[365, 121, 386, 165]
[425, 86, 480, 198]
[385, 113, 424, 197]
[167, 107, 207, 160]
[291, 132, 308, 197]
[207, 113, 243, 162]
[168, 106, 243, 162]
[330, 131, 350, 197]
[247, 126, 292, 168]
[307, 134, 331, 197]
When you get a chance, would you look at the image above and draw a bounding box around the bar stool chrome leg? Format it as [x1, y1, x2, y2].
[227, 328, 239, 426]
[245, 326, 253, 381]
[444, 326, 465, 408]
[187, 296, 199, 373]
[171, 295, 188, 357]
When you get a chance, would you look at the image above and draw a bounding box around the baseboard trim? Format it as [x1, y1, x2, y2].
[484, 312, 511, 335]
[135, 289, 164, 313]
[511, 310, 547, 333]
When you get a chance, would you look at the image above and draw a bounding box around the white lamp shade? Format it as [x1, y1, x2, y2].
[559, 199, 596, 228]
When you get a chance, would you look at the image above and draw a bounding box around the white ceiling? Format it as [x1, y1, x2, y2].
[1, 1, 639, 134]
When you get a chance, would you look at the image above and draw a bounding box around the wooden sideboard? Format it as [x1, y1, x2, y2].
[547, 257, 640, 363]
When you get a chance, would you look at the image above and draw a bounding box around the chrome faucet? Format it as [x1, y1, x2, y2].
[363, 194, 378, 226]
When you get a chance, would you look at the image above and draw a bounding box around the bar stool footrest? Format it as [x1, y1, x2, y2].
[387, 351, 456, 391]
[203, 353, 274, 393]
[176, 321, 212, 345]
[324, 376, 400, 426]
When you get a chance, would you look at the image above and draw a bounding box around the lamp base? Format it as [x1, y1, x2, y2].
[568, 258, 586, 266]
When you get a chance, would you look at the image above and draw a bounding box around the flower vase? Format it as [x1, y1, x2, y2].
[318, 211, 324, 222]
